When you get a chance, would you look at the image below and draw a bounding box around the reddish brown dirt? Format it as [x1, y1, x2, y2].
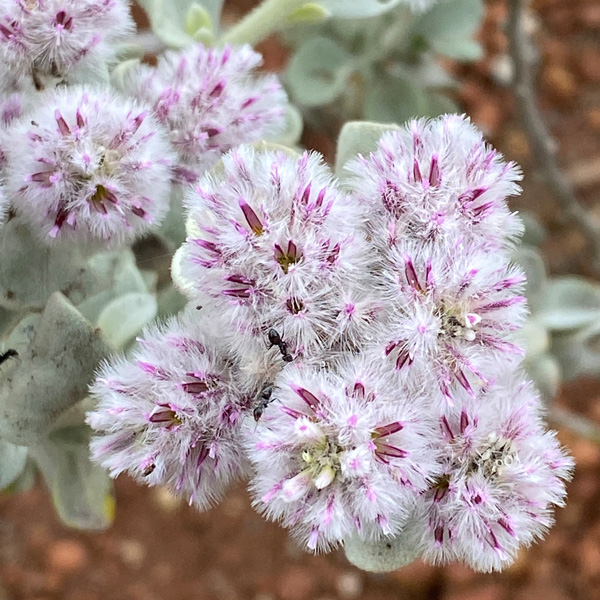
[2, 1, 600, 599]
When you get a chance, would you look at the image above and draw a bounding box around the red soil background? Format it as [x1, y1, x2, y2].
[2, 1, 600, 599]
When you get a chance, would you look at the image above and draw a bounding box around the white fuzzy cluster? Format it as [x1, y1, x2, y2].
[89, 115, 573, 573]
[247, 359, 439, 551]
[346, 116, 523, 255]
[179, 146, 379, 359]
[88, 309, 251, 509]
[4, 86, 174, 245]
[0, 0, 133, 85]
[123, 44, 287, 182]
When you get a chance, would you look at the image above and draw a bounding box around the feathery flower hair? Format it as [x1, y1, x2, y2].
[0, 0, 133, 84]
[376, 240, 527, 404]
[413, 374, 572, 572]
[345, 115, 523, 253]
[246, 360, 438, 552]
[178, 145, 375, 358]
[123, 43, 287, 183]
[88, 309, 251, 509]
[4, 86, 174, 245]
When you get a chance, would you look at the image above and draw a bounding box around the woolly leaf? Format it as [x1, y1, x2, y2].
[137, 0, 223, 47]
[320, 0, 403, 18]
[411, 0, 484, 60]
[512, 246, 547, 311]
[0, 439, 28, 490]
[0, 219, 89, 311]
[365, 73, 429, 124]
[518, 319, 550, 360]
[553, 324, 600, 381]
[538, 277, 600, 331]
[0, 293, 111, 445]
[344, 532, 420, 572]
[185, 3, 213, 37]
[289, 3, 331, 24]
[525, 353, 561, 403]
[30, 435, 114, 530]
[97, 292, 158, 349]
[286, 37, 353, 107]
[335, 120, 401, 175]
[269, 104, 304, 149]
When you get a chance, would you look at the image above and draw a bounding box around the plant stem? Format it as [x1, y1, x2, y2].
[507, 0, 600, 274]
[221, 0, 308, 47]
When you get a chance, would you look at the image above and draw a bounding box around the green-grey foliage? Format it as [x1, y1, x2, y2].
[514, 216, 600, 399]
[284, 0, 483, 125]
[0, 240, 163, 529]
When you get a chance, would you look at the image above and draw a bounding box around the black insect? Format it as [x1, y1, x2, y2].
[253, 384, 275, 422]
[0, 349, 18, 366]
[267, 328, 293, 363]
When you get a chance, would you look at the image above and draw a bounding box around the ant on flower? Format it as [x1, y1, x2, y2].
[268, 328, 293, 363]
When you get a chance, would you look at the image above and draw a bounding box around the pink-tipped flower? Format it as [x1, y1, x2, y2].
[377, 240, 527, 404]
[87, 309, 251, 510]
[0, 0, 133, 84]
[4, 86, 174, 245]
[123, 43, 287, 182]
[178, 145, 376, 358]
[246, 360, 438, 552]
[346, 115, 523, 253]
[412, 373, 572, 572]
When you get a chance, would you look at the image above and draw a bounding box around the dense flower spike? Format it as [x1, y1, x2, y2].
[0, 0, 133, 85]
[246, 360, 438, 552]
[411, 374, 572, 572]
[87, 309, 251, 510]
[123, 44, 287, 182]
[377, 240, 527, 403]
[4, 86, 174, 245]
[178, 145, 377, 357]
[345, 115, 523, 253]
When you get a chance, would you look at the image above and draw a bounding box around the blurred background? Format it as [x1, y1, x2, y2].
[2, 0, 600, 598]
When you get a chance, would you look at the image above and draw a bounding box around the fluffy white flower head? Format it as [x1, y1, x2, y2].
[0, 0, 133, 84]
[178, 145, 373, 358]
[346, 115, 523, 253]
[246, 360, 438, 552]
[5, 86, 174, 245]
[412, 374, 573, 571]
[88, 309, 251, 510]
[124, 43, 287, 182]
[378, 240, 527, 403]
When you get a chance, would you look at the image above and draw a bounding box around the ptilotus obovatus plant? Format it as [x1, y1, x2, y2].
[89, 115, 573, 573]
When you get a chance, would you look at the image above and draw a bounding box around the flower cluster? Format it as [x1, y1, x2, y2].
[412, 376, 572, 571]
[4, 86, 174, 245]
[89, 115, 572, 572]
[0, 33, 288, 247]
[88, 309, 252, 509]
[346, 116, 523, 255]
[177, 145, 378, 360]
[0, 0, 133, 86]
[123, 44, 287, 183]
[247, 360, 438, 552]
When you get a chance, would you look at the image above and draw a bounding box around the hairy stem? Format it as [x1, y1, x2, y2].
[221, 0, 309, 46]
